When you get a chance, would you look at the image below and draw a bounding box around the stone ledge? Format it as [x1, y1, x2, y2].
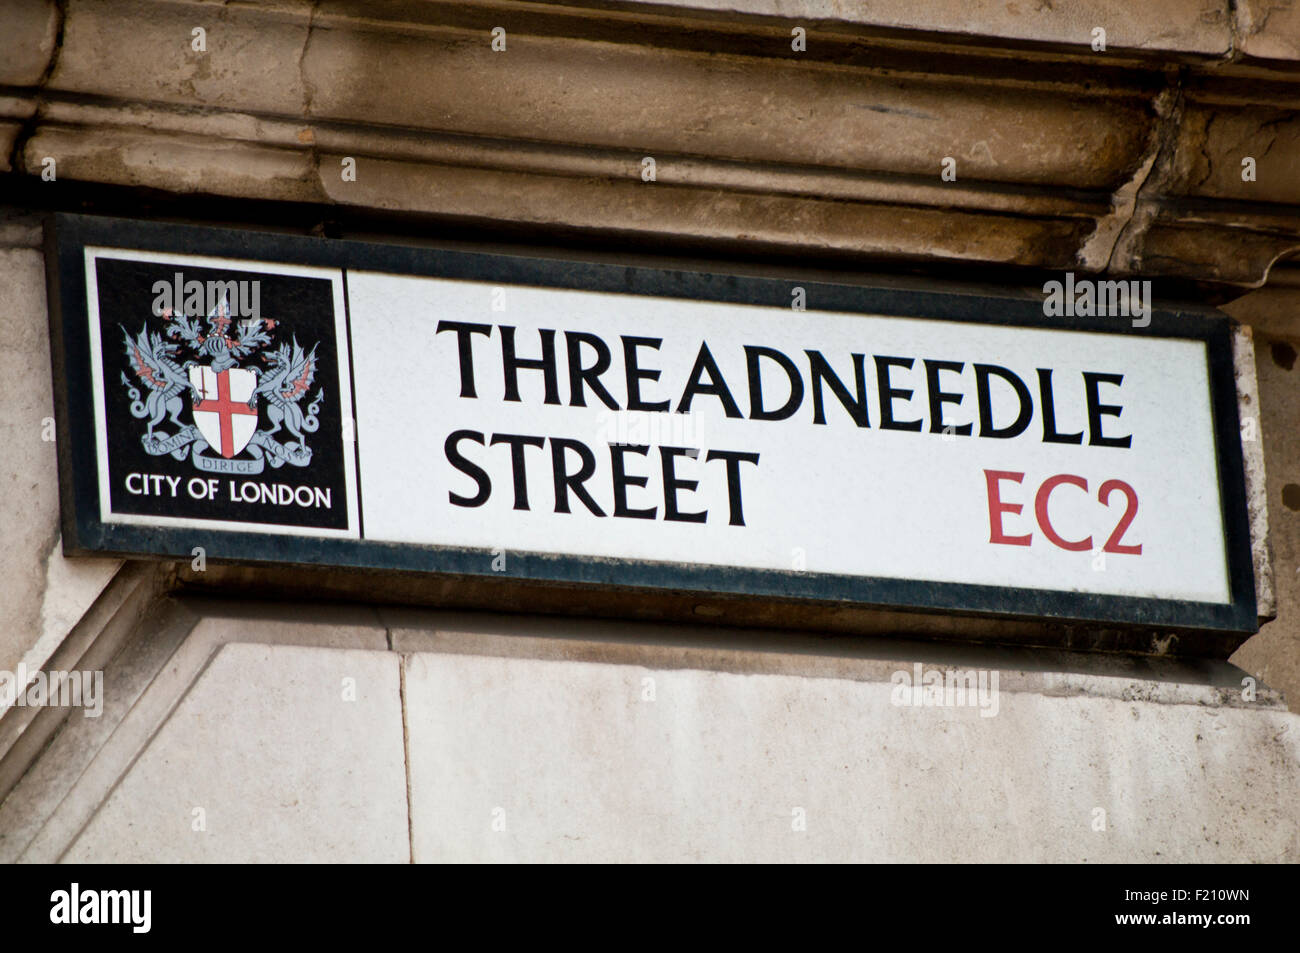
[3, 0, 1299, 284]
[559, 0, 1238, 56]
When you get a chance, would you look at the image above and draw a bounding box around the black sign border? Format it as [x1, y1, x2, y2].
[46, 213, 1258, 635]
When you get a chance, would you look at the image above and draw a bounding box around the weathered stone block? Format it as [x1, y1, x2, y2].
[0, 0, 59, 86]
[22, 126, 323, 201]
[303, 25, 1152, 190]
[0, 244, 119, 682]
[51, 0, 310, 115]
[403, 649, 1300, 862]
[64, 642, 408, 862]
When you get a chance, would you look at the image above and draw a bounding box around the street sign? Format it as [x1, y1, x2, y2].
[46, 214, 1257, 633]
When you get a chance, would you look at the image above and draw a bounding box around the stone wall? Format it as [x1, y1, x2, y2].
[2, 603, 1296, 862]
[0, 210, 120, 682]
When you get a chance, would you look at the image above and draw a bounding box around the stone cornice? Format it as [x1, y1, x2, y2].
[1, 0, 1298, 287]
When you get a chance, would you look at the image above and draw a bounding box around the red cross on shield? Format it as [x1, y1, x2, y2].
[190, 366, 258, 458]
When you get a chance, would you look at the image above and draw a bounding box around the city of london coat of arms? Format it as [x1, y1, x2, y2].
[119, 297, 324, 476]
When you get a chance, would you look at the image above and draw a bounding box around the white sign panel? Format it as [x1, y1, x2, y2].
[50, 216, 1256, 634]
[349, 274, 1223, 603]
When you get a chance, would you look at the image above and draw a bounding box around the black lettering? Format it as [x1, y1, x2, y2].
[705, 449, 760, 526]
[500, 326, 560, 404]
[622, 336, 670, 412]
[678, 342, 743, 418]
[974, 364, 1033, 439]
[924, 360, 972, 435]
[745, 345, 804, 421]
[609, 444, 657, 519]
[489, 433, 546, 510]
[1037, 368, 1084, 444]
[660, 446, 707, 523]
[565, 332, 619, 409]
[875, 356, 923, 432]
[1083, 372, 1131, 448]
[445, 430, 490, 507]
[549, 437, 607, 516]
[806, 350, 869, 427]
[435, 321, 491, 398]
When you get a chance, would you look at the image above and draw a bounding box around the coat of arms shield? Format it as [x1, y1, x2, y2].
[189, 365, 258, 459]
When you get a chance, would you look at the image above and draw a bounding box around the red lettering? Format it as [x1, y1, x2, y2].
[983, 469, 1032, 546]
[1099, 479, 1142, 554]
[1034, 474, 1092, 552]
